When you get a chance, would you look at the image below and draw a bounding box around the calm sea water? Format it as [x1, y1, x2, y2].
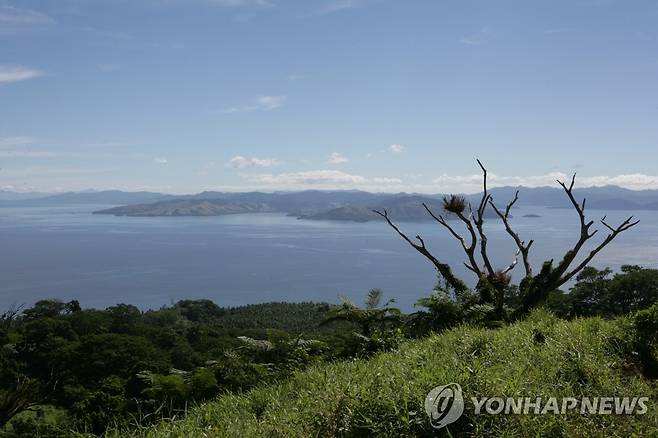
[1, 204, 657, 311]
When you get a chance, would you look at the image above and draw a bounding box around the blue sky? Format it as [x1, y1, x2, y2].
[1, 0, 658, 193]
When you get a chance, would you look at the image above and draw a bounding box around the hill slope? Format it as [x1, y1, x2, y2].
[115, 311, 658, 437]
[93, 199, 275, 216]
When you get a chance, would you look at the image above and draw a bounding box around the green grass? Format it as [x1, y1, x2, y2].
[110, 310, 658, 437]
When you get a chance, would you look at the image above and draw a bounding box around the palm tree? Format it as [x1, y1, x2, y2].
[321, 289, 401, 336]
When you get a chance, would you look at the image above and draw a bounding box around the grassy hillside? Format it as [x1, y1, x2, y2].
[111, 311, 658, 437]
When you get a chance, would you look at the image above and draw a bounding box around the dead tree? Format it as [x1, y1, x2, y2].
[374, 160, 639, 318]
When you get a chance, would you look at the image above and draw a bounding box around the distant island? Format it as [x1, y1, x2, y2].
[4, 185, 658, 222]
[94, 199, 276, 217]
[92, 193, 505, 222]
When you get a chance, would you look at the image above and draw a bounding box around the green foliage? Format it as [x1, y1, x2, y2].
[321, 289, 401, 338]
[546, 265, 658, 318]
[632, 302, 658, 378]
[407, 280, 500, 337]
[190, 369, 217, 400]
[22, 300, 80, 320]
[70, 377, 128, 434]
[145, 374, 190, 405]
[174, 299, 225, 323]
[212, 350, 269, 392]
[3, 266, 658, 436]
[352, 328, 405, 357]
[517, 260, 557, 312]
[109, 311, 658, 437]
[0, 300, 341, 435]
[72, 334, 169, 385]
[320, 290, 402, 357]
[0, 405, 70, 438]
[634, 302, 658, 344]
[211, 302, 334, 333]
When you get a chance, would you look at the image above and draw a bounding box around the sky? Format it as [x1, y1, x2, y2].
[1, 0, 658, 194]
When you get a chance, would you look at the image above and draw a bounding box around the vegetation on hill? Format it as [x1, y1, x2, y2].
[1, 265, 658, 437]
[0, 301, 357, 437]
[108, 308, 658, 437]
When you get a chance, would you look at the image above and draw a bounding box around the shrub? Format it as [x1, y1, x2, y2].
[633, 303, 658, 378]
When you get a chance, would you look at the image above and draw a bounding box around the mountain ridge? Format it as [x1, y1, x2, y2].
[5, 186, 658, 222]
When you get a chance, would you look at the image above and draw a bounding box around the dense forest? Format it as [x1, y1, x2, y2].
[0, 300, 362, 436]
[1, 265, 657, 436]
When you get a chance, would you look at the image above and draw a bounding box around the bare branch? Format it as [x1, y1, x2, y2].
[372, 209, 468, 292]
[489, 191, 533, 277]
[560, 216, 640, 285]
[548, 174, 641, 287]
[505, 190, 519, 216]
[604, 216, 641, 232]
[474, 159, 494, 275]
[552, 174, 599, 280]
[600, 215, 616, 233]
[422, 202, 482, 276]
[423, 203, 463, 243]
[372, 209, 423, 250]
[476, 159, 487, 198]
[502, 248, 521, 274]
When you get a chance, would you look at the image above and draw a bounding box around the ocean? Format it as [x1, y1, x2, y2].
[1, 204, 657, 311]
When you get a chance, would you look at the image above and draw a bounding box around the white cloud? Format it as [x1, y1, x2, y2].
[328, 152, 349, 164]
[256, 95, 286, 110]
[581, 173, 658, 190]
[154, 157, 169, 164]
[388, 144, 406, 153]
[432, 172, 658, 192]
[0, 137, 35, 148]
[240, 170, 658, 193]
[222, 95, 287, 113]
[244, 169, 401, 190]
[432, 172, 564, 192]
[0, 66, 42, 83]
[252, 170, 366, 185]
[228, 155, 280, 169]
